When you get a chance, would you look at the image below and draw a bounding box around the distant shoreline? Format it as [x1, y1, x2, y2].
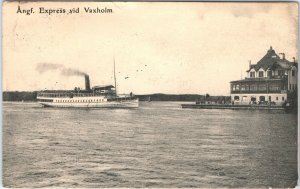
[3, 91, 230, 102]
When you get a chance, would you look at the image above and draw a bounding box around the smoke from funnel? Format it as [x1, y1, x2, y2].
[36, 63, 90, 90]
[36, 63, 64, 73]
[36, 63, 87, 76]
[61, 68, 86, 76]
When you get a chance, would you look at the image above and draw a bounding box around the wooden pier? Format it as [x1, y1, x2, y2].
[181, 104, 286, 110]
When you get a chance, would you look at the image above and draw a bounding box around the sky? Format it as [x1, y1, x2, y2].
[3, 2, 298, 95]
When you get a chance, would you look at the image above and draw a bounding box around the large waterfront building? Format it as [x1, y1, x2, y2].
[230, 47, 297, 105]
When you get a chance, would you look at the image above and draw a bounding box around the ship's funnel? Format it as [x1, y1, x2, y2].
[85, 74, 91, 91]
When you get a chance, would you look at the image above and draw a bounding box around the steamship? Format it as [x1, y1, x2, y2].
[37, 69, 139, 108]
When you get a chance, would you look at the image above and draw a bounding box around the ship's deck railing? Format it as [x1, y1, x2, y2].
[37, 92, 115, 98]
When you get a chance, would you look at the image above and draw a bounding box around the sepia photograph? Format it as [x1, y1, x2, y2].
[2, 1, 298, 188]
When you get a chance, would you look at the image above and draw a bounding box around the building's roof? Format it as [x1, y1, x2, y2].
[247, 47, 297, 72]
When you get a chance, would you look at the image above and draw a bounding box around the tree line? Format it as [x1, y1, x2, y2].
[3, 91, 230, 102]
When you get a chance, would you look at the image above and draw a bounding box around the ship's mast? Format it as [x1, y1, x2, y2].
[114, 58, 117, 96]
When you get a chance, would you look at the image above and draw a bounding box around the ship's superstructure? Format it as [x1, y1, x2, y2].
[230, 47, 297, 106]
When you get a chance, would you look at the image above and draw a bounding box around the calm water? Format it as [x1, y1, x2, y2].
[3, 101, 298, 188]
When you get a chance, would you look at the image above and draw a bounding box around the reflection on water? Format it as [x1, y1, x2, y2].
[3, 101, 298, 187]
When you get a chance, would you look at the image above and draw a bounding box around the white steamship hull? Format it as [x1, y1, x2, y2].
[38, 99, 139, 108]
[37, 96, 139, 108]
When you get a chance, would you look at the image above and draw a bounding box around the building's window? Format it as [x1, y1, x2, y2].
[267, 70, 272, 77]
[269, 85, 280, 91]
[250, 72, 255, 78]
[292, 70, 295, 76]
[258, 84, 266, 91]
[282, 97, 285, 101]
[250, 85, 257, 91]
[235, 85, 240, 91]
[241, 85, 246, 91]
[245, 85, 249, 91]
[259, 96, 265, 101]
[258, 71, 264, 77]
[290, 84, 292, 90]
[234, 96, 239, 101]
[278, 70, 284, 76]
[276, 97, 278, 101]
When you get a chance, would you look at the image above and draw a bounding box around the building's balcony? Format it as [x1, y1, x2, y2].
[230, 76, 288, 94]
[245, 75, 288, 80]
[231, 90, 287, 94]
